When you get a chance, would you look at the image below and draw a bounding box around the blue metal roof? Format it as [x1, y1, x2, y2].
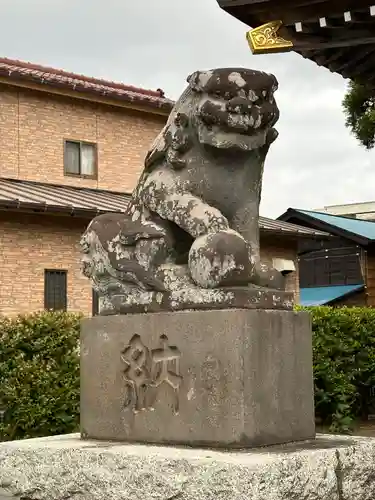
[298, 210, 375, 241]
[300, 284, 364, 306]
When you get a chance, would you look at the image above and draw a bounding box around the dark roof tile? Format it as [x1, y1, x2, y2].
[0, 178, 329, 239]
[0, 57, 174, 113]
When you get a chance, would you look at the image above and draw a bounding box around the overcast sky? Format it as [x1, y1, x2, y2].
[1, 0, 374, 217]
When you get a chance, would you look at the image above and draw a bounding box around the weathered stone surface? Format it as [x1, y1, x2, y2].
[99, 286, 294, 314]
[1, 433, 375, 500]
[80, 67, 288, 314]
[80, 309, 314, 447]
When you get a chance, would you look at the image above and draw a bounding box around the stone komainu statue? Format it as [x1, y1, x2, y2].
[80, 68, 293, 314]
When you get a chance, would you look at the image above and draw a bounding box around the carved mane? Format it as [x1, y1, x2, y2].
[144, 85, 195, 172]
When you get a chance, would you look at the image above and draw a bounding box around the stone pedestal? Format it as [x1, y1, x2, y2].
[1, 434, 375, 500]
[81, 309, 315, 447]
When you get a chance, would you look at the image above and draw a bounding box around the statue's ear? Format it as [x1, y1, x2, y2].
[186, 70, 199, 86]
[258, 128, 279, 160]
[266, 128, 279, 145]
[186, 70, 210, 92]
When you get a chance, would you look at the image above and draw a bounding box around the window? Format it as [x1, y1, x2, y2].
[92, 289, 99, 316]
[44, 270, 67, 311]
[64, 140, 97, 178]
[299, 246, 363, 288]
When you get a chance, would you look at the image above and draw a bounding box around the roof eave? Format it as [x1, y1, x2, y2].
[217, 1, 375, 86]
[0, 200, 107, 219]
[0, 200, 331, 239]
[0, 75, 174, 116]
[278, 208, 372, 246]
[259, 228, 331, 240]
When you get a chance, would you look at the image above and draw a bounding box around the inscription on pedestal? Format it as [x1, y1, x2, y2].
[81, 310, 315, 446]
[121, 334, 182, 414]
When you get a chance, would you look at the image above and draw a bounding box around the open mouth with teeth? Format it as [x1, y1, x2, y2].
[196, 96, 279, 151]
[198, 97, 278, 134]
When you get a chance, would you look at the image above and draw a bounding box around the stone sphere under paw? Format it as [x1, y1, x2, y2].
[188, 229, 253, 289]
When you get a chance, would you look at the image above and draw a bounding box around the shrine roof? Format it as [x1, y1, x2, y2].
[217, 0, 375, 84]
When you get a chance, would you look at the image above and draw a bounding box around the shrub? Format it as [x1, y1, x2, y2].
[0, 310, 81, 441]
[2, 306, 375, 441]
[302, 306, 375, 433]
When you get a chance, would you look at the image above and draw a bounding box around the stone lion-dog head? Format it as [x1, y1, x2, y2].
[144, 67, 279, 172]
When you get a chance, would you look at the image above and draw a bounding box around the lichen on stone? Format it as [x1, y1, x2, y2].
[80, 67, 291, 314]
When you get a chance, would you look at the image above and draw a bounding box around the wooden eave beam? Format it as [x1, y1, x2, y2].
[294, 35, 375, 51]
[220, 0, 327, 8]
[342, 58, 375, 81]
[228, 0, 375, 26]
[250, 23, 375, 53]
[327, 45, 375, 72]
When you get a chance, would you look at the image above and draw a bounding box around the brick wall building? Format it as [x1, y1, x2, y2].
[0, 59, 169, 193]
[0, 58, 327, 316]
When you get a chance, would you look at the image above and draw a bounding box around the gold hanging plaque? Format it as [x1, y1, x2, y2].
[246, 21, 294, 55]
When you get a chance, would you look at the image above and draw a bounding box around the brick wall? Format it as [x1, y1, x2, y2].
[334, 290, 367, 307]
[0, 211, 299, 317]
[0, 212, 91, 317]
[259, 234, 300, 302]
[0, 84, 166, 193]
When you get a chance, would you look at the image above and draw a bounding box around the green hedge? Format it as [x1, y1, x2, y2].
[0, 311, 81, 441]
[305, 306, 375, 433]
[1, 307, 375, 441]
